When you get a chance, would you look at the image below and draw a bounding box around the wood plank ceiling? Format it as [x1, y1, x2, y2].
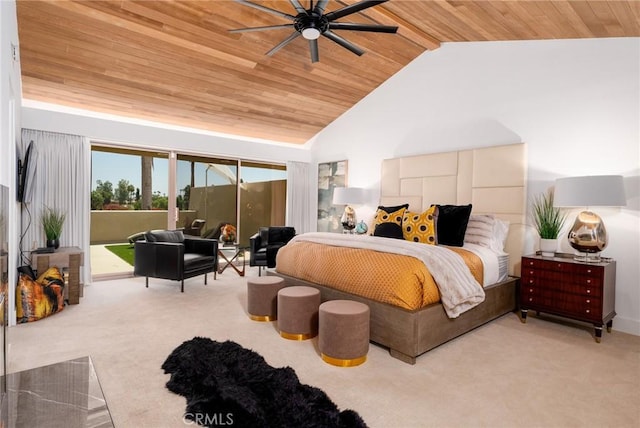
[16, 1, 640, 145]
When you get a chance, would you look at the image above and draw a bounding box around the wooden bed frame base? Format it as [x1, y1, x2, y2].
[269, 272, 518, 364]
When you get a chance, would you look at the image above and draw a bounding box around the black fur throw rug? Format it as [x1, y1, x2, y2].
[161, 337, 367, 428]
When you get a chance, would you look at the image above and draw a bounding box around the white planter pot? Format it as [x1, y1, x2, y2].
[539, 238, 558, 257]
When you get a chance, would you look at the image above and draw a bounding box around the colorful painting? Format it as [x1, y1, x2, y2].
[317, 160, 347, 233]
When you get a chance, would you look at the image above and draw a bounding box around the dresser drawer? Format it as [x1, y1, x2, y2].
[522, 258, 604, 276]
[521, 288, 602, 321]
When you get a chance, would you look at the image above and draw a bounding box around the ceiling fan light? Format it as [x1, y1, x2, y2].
[302, 27, 321, 40]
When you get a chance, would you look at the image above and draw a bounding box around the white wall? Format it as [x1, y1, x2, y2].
[309, 37, 640, 335]
[0, 0, 21, 187]
[2, 0, 22, 327]
[21, 103, 311, 164]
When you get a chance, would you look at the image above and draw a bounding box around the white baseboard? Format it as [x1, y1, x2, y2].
[612, 315, 640, 336]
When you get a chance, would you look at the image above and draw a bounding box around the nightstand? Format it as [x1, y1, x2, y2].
[520, 253, 616, 342]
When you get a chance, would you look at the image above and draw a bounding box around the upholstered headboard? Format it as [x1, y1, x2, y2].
[380, 143, 527, 276]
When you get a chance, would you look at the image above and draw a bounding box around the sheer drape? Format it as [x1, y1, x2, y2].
[286, 161, 312, 234]
[20, 129, 91, 283]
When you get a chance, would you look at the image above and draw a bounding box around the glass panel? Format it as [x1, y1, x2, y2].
[239, 163, 287, 246]
[0, 185, 8, 413]
[90, 146, 169, 276]
[176, 155, 238, 243]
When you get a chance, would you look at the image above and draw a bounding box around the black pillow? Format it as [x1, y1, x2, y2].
[377, 203, 409, 213]
[373, 222, 404, 240]
[435, 204, 472, 247]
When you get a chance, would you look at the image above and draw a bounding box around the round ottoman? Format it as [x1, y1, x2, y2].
[247, 276, 286, 321]
[319, 300, 370, 367]
[277, 286, 321, 340]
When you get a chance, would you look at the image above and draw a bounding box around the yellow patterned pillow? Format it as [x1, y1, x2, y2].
[402, 206, 438, 244]
[371, 204, 408, 234]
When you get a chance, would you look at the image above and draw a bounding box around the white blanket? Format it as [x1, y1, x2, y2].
[289, 232, 485, 318]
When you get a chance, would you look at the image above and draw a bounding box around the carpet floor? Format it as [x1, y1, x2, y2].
[8, 269, 640, 428]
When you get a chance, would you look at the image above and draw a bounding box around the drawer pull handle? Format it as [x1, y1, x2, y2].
[529, 288, 533, 292]
[529, 271, 534, 275]
[529, 298, 533, 302]
[586, 299, 590, 304]
[587, 269, 592, 273]
[529, 280, 534, 284]
[586, 279, 591, 284]
[557, 263, 562, 268]
[529, 261, 534, 266]
[586, 309, 590, 313]
[587, 289, 591, 294]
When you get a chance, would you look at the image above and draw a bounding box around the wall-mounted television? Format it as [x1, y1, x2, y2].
[17, 140, 36, 203]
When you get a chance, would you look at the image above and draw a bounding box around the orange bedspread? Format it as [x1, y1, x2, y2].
[275, 241, 483, 311]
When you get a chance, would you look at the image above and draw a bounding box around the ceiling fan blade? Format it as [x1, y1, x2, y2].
[235, 0, 295, 20]
[322, 30, 365, 56]
[329, 22, 398, 33]
[289, 0, 307, 14]
[313, 0, 329, 15]
[324, 0, 388, 22]
[266, 31, 301, 56]
[309, 39, 319, 63]
[229, 24, 294, 33]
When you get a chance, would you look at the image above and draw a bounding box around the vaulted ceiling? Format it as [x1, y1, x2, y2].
[16, 1, 640, 145]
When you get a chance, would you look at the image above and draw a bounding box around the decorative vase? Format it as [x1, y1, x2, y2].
[539, 238, 557, 257]
[355, 220, 368, 235]
[46, 238, 60, 250]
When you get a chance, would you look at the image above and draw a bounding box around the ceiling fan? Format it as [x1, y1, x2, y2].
[230, 0, 398, 63]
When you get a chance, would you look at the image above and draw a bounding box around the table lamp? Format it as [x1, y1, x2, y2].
[332, 187, 366, 232]
[554, 175, 626, 262]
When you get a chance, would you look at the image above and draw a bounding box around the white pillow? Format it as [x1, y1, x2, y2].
[490, 218, 510, 254]
[464, 214, 510, 254]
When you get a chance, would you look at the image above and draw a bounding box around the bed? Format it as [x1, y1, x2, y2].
[272, 143, 527, 364]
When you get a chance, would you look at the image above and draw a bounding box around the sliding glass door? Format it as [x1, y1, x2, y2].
[90, 144, 287, 276]
[90, 146, 169, 242]
[176, 155, 238, 241]
[239, 162, 287, 246]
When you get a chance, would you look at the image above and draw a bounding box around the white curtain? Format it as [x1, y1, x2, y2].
[20, 129, 91, 283]
[286, 161, 312, 234]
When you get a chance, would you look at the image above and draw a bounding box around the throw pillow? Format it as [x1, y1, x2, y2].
[435, 204, 472, 247]
[16, 267, 65, 323]
[464, 214, 495, 248]
[403, 206, 438, 244]
[373, 222, 404, 239]
[371, 203, 409, 234]
[464, 214, 511, 254]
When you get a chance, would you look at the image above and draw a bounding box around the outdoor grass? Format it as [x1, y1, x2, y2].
[105, 244, 135, 266]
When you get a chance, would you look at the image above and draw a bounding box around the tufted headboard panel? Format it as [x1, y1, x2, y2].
[380, 143, 527, 276]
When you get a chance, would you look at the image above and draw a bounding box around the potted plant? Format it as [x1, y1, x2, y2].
[532, 190, 566, 257]
[41, 206, 66, 249]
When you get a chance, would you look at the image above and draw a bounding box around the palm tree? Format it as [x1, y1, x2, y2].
[141, 156, 153, 210]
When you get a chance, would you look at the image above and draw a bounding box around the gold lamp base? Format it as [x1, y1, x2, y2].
[568, 211, 607, 263]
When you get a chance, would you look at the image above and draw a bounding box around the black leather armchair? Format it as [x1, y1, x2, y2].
[249, 226, 296, 275]
[134, 230, 218, 292]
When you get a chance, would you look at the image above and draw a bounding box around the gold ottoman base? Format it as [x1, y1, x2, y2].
[321, 353, 367, 367]
[279, 331, 316, 341]
[249, 314, 275, 322]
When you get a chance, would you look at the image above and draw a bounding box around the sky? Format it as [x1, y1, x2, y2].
[91, 151, 286, 196]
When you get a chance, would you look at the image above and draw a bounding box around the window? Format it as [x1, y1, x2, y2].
[239, 162, 287, 246]
[90, 146, 169, 248]
[90, 145, 287, 251]
[177, 155, 238, 242]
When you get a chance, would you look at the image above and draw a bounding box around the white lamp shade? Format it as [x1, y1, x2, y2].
[332, 187, 366, 205]
[554, 175, 626, 207]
